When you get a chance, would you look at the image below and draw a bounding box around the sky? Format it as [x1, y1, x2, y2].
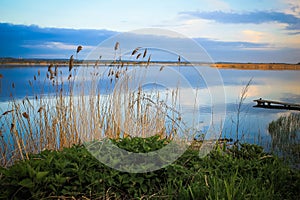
[0, 0, 300, 63]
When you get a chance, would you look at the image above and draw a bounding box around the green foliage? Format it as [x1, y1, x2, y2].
[268, 113, 300, 165]
[0, 136, 299, 199]
[111, 135, 168, 153]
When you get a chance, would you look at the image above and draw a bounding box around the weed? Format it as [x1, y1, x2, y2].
[0, 137, 299, 199]
[268, 113, 300, 166]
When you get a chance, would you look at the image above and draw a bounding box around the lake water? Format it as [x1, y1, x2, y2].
[0, 65, 300, 149]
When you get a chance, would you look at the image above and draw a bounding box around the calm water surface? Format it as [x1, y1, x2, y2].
[0, 65, 299, 148]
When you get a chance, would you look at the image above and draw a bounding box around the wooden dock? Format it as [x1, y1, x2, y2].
[253, 98, 300, 111]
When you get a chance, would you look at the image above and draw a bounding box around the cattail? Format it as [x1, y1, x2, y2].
[54, 65, 58, 76]
[114, 42, 119, 51]
[136, 53, 142, 59]
[69, 55, 74, 72]
[38, 70, 40, 76]
[48, 68, 54, 75]
[131, 47, 140, 56]
[76, 45, 83, 53]
[178, 55, 181, 63]
[22, 112, 29, 119]
[0, 74, 3, 79]
[49, 68, 55, 80]
[33, 75, 36, 81]
[147, 55, 151, 65]
[37, 107, 43, 113]
[10, 123, 15, 132]
[12, 83, 15, 88]
[115, 71, 120, 79]
[68, 74, 72, 80]
[160, 66, 165, 71]
[143, 48, 147, 58]
[2, 110, 14, 115]
[48, 64, 53, 72]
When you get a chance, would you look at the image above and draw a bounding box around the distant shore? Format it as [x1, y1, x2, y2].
[212, 63, 300, 70]
[0, 58, 299, 70]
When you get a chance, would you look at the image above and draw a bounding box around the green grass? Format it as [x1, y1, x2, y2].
[1, 45, 299, 199]
[0, 136, 299, 199]
[268, 113, 300, 166]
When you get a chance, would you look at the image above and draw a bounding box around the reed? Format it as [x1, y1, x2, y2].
[268, 112, 300, 165]
[0, 45, 188, 166]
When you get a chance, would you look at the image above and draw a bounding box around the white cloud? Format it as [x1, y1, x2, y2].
[44, 42, 79, 50]
[22, 42, 95, 51]
[170, 15, 300, 50]
[241, 30, 265, 43]
[282, 0, 300, 17]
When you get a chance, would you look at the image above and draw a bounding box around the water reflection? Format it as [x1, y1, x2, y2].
[0, 65, 300, 146]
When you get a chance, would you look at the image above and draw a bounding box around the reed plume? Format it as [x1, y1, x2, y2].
[76, 45, 83, 53]
[2, 110, 14, 116]
[143, 48, 147, 58]
[136, 53, 142, 59]
[114, 42, 119, 51]
[131, 47, 140, 56]
[69, 55, 74, 72]
[147, 54, 151, 66]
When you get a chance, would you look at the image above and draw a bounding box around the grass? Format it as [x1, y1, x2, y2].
[0, 45, 299, 199]
[268, 112, 300, 166]
[0, 44, 185, 166]
[0, 136, 299, 199]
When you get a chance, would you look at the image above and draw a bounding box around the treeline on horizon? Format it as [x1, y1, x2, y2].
[1, 57, 300, 65]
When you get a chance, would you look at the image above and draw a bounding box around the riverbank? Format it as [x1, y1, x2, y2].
[1, 136, 299, 199]
[212, 63, 300, 70]
[1, 58, 300, 70]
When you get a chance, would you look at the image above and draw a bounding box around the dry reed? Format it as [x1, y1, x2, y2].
[0, 44, 195, 167]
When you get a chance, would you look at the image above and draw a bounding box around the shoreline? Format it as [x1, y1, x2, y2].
[0, 60, 300, 70]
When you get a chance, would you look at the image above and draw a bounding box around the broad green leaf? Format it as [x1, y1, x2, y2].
[26, 163, 36, 178]
[18, 178, 34, 188]
[36, 171, 49, 181]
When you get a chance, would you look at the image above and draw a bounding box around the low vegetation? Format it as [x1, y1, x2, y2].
[0, 44, 183, 166]
[1, 45, 299, 199]
[269, 113, 300, 166]
[0, 136, 299, 199]
[213, 63, 300, 70]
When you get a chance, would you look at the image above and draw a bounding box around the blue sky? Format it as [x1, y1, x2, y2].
[0, 0, 300, 63]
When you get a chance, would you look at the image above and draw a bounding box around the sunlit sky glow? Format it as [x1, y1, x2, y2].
[0, 0, 300, 63]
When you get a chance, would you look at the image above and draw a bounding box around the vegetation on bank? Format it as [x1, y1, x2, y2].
[1, 45, 299, 199]
[269, 113, 300, 166]
[212, 63, 300, 70]
[0, 136, 299, 199]
[1, 57, 300, 70]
